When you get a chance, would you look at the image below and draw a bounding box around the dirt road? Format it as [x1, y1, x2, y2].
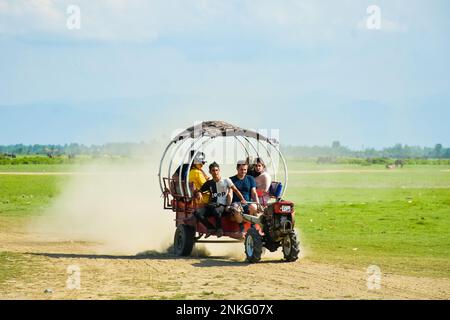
[1, 224, 449, 300]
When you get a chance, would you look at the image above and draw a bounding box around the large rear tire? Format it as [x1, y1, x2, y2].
[282, 231, 300, 262]
[244, 227, 263, 263]
[174, 225, 195, 256]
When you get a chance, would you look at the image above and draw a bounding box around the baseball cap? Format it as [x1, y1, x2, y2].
[193, 152, 207, 165]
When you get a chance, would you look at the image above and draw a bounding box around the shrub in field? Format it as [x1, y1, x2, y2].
[403, 158, 450, 165]
[0, 156, 74, 165]
[333, 157, 390, 166]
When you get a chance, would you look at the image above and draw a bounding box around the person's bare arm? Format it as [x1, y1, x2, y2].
[201, 169, 211, 181]
[260, 172, 272, 192]
[231, 185, 247, 204]
[226, 189, 233, 206]
[251, 187, 259, 204]
[195, 191, 203, 201]
[196, 177, 209, 202]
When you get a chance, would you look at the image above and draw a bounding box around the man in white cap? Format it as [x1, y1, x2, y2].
[189, 152, 210, 205]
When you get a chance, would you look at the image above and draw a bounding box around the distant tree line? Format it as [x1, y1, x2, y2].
[0, 141, 163, 158]
[281, 141, 450, 159]
[1, 141, 449, 159]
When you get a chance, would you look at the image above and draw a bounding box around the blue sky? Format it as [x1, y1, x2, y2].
[0, 0, 449, 148]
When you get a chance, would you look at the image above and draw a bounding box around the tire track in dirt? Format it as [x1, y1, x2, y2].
[1, 228, 449, 300]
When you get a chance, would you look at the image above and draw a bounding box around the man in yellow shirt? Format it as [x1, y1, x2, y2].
[189, 152, 210, 205]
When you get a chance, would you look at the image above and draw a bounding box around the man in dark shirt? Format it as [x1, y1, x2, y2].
[230, 160, 259, 216]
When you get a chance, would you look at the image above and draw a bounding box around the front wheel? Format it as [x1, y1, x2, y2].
[282, 231, 300, 262]
[174, 225, 195, 256]
[244, 227, 263, 263]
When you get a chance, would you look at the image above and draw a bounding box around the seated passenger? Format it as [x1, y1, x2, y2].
[189, 152, 210, 205]
[230, 160, 260, 218]
[246, 156, 257, 177]
[195, 162, 246, 237]
[172, 150, 195, 182]
[252, 158, 272, 204]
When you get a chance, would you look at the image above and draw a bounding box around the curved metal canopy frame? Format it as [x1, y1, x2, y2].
[268, 142, 288, 198]
[158, 140, 175, 193]
[254, 138, 278, 182]
[240, 136, 260, 158]
[236, 136, 250, 159]
[171, 120, 279, 145]
[159, 135, 251, 197]
[158, 121, 288, 199]
[167, 138, 191, 183]
[238, 135, 273, 177]
[184, 136, 253, 198]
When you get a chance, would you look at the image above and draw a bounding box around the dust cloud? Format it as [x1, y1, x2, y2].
[27, 159, 251, 259]
[29, 160, 174, 255]
[27, 159, 297, 261]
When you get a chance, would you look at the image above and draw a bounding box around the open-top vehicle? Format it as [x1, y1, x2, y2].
[158, 121, 299, 263]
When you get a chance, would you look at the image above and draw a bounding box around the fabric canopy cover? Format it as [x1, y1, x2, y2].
[170, 121, 279, 146]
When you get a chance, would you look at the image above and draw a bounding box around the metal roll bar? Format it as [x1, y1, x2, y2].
[256, 139, 278, 181]
[234, 136, 250, 159]
[159, 122, 289, 198]
[167, 137, 192, 184]
[240, 136, 260, 158]
[158, 141, 175, 193]
[268, 142, 288, 198]
[239, 136, 280, 186]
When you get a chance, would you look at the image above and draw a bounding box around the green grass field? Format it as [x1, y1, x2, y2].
[0, 175, 69, 217]
[284, 163, 450, 277]
[1, 162, 449, 281]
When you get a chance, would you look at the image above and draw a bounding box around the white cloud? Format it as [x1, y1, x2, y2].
[1, 0, 436, 47]
[0, 0, 67, 38]
[0, 0, 381, 42]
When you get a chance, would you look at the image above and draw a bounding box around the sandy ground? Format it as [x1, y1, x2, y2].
[1, 225, 449, 300]
[1, 167, 449, 299]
